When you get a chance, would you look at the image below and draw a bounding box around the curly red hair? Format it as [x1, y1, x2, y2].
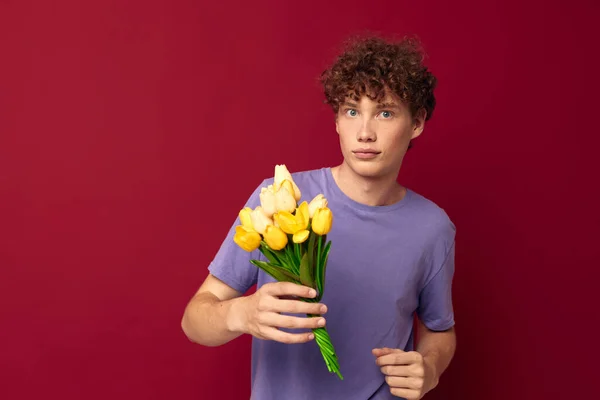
[320, 35, 437, 122]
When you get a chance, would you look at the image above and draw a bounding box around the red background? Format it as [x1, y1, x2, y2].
[1, 1, 599, 399]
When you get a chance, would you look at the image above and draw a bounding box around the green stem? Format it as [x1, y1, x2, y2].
[307, 315, 343, 380]
[316, 234, 323, 297]
[294, 242, 301, 265]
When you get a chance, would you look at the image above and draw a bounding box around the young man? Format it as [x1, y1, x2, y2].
[181, 35, 457, 400]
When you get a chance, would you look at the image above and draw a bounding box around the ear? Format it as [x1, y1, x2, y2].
[411, 108, 426, 140]
[335, 116, 340, 134]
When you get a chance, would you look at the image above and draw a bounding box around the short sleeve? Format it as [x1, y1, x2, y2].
[416, 241, 456, 331]
[207, 180, 267, 294]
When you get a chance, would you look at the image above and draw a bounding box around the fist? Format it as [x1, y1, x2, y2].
[237, 282, 328, 344]
[372, 347, 435, 399]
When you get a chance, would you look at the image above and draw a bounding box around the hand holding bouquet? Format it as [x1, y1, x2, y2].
[232, 165, 343, 380]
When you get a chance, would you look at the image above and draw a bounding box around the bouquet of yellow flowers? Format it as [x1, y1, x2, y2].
[232, 164, 343, 380]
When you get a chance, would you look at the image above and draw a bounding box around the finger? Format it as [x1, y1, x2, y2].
[372, 347, 397, 357]
[273, 299, 328, 315]
[385, 376, 423, 390]
[263, 312, 326, 330]
[380, 365, 412, 377]
[257, 295, 326, 315]
[259, 325, 315, 344]
[376, 350, 422, 367]
[263, 282, 316, 299]
[381, 364, 425, 379]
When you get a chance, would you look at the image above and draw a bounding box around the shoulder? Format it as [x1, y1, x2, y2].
[291, 167, 328, 186]
[406, 189, 456, 243]
[404, 190, 456, 275]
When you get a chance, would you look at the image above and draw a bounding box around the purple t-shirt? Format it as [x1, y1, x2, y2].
[208, 167, 456, 400]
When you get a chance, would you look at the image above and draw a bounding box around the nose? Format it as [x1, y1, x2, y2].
[357, 118, 376, 142]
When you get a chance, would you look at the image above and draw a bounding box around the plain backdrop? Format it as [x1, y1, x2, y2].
[1, 0, 599, 399]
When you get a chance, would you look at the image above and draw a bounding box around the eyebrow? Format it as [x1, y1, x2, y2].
[341, 101, 400, 109]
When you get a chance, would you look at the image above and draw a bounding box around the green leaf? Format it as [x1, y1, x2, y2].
[250, 260, 301, 283]
[251, 260, 293, 283]
[299, 252, 314, 288]
[260, 242, 282, 266]
[284, 244, 297, 273]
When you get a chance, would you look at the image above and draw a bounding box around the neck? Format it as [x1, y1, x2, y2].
[331, 162, 406, 207]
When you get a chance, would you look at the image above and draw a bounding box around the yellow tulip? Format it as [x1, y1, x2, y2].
[312, 207, 333, 235]
[239, 207, 254, 230]
[250, 206, 273, 235]
[274, 202, 309, 234]
[308, 194, 328, 218]
[293, 230, 310, 243]
[296, 201, 309, 222]
[274, 164, 301, 201]
[233, 226, 261, 252]
[274, 184, 296, 213]
[273, 212, 295, 234]
[259, 187, 277, 217]
[263, 225, 288, 250]
[273, 202, 310, 243]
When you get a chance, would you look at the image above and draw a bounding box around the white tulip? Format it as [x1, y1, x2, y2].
[274, 164, 301, 201]
[250, 206, 273, 235]
[308, 194, 328, 218]
[259, 187, 277, 217]
[274, 185, 296, 213]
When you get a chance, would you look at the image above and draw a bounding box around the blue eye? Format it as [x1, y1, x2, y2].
[380, 111, 392, 119]
[346, 109, 357, 117]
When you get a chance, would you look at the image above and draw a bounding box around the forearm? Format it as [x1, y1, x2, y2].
[181, 291, 248, 347]
[416, 324, 457, 389]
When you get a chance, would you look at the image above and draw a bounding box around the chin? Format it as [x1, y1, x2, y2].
[347, 162, 386, 179]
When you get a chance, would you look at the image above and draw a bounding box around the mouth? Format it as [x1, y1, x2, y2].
[352, 149, 381, 159]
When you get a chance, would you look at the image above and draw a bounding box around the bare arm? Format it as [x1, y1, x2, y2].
[181, 274, 328, 347]
[416, 318, 457, 392]
[180, 274, 247, 346]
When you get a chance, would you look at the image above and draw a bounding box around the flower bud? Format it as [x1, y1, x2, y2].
[250, 206, 273, 235]
[273, 211, 296, 235]
[273, 201, 309, 235]
[274, 185, 296, 213]
[233, 226, 261, 252]
[239, 207, 254, 230]
[259, 187, 277, 217]
[292, 230, 310, 244]
[280, 180, 296, 200]
[308, 194, 328, 218]
[263, 225, 288, 250]
[311, 207, 333, 235]
[274, 164, 301, 201]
